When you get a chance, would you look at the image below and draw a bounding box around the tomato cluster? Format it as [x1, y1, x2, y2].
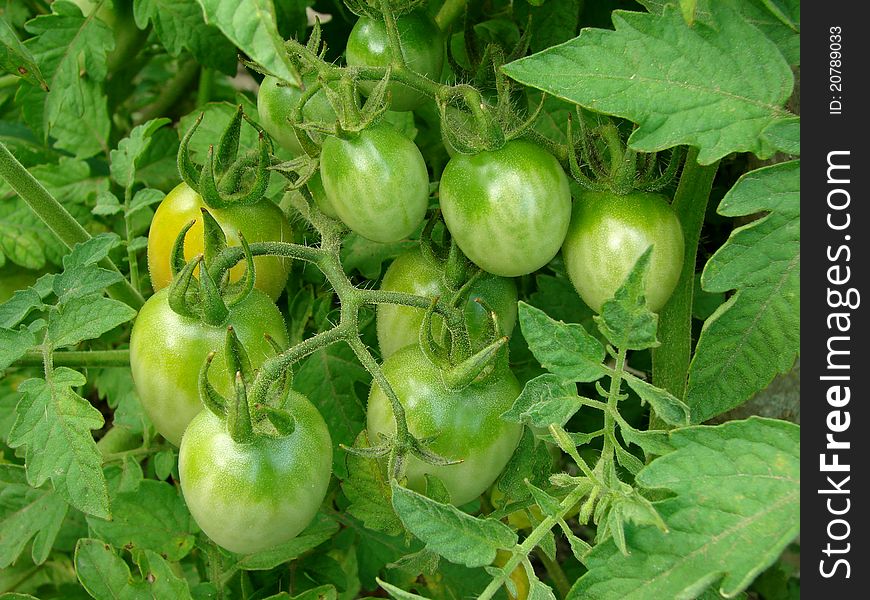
[133, 6, 686, 557]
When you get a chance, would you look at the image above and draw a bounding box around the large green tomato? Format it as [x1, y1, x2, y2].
[367, 345, 522, 506]
[179, 391, 332, 554]
[376, 248, 518, 358]
[257, 75, 337, 156]
[147, 182, 293, 301]
[345, 12, 444, 111]
[561, 191, 684, 313]
[129, 288, 288, 446]
[439, 140, 572, 277]
[319, 124, 429, 243]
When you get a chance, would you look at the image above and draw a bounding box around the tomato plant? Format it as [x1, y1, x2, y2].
[439, 140, 572, 277]
[147, 182, 293, 301]
[129, 287, 288, 446]
[179, 390, 332, 555]
[367, 344, 522, 506]
[319, 124, 429, 242]
[346, 11, 445, 111]
[0, 1, 803, 598]
[561, 191, 685, 313]
[377, 246, 518, 358]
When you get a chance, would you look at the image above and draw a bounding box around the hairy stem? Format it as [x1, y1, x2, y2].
[13, 349, 131, 368]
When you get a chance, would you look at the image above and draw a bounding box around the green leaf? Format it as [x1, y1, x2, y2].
[230, 513, 340, 570]
[495, 427, 553, 502]
[391, 483, 517, 568]
[20, 2, 113, 158]
[341, 431, 403, 536]
[594, 249, 659, 351]
[0, 15, 47, 90]
[503, 3, 794, 164]
[761, 117, 800, 156]
[0, 465, 68, 568]
[624, 374, 689, 426]
[8, 368, 109, 518]
[518, 303, 607, 382]
[687, 161, 799, 422]
[134, 0, 238, 74]
[128, 188, 166, 217]
[86, 480, 195, 561]
[513, 0, 582, 53]
[294, 344, 368, 479]
[48, 294, 137, 348]
[109, 118, 171, 189]
[75, 539, 193, 599]
[196, 0, 301, 85]
[377, 578, 430, 600]
[569, 418, 800, 599]
[0, 324, 38, 371]
[502, 374, 583, 428]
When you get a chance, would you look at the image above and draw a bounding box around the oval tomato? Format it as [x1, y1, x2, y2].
[439, 140, 572, 277]
[257, 74, 336, 156]
[129, 287, 288, 446]
[319, 124, 429, 243]
[367, 345, 522, 506]
[178, 390, 332, 554]
[345, 12, 445, 111]
[147, 182, 293, 301]
[376, 247, 518, 358]
[561, 191, 684, 312]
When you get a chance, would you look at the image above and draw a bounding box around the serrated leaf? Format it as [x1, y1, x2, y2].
[0, 325, 38, 370]
[513, 0, 581, 53]
[197, 0, 301, 85]
[624, 374, 689, 426]
[92, 190, 122, 215]
[0, 287, 45, 328]
[134, 0, 237, 74]
[503, 3, 795, 164]
[294, 344, 368, 479]
[0, 465, 68, 568]
[569, 418, 799, 599]
[342, 431, 403, 536]
[687, 161, 799, 422]
[377, 578, 430, 600]
[594, 249, 659, 351]
[48, 294, 137, 348]
[75, 539, 193, 599]
[761, 117, 800, 156]
[518, 303, 607, 382]
[0, 15, 47, 89]
[391, 483, 517, 568]
[109, 118, 171, 188]
[229, 513, 339, 570]
[502, 374, 583, 428]
[52, 267, 123, 303]
[8, 368, 109, 518]
[496, 427, 553, 502]
[86, 480, 195, 561]
[128, 188, 165, 216]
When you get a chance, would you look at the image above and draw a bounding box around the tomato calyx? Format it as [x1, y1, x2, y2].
[178, 106, 271, 210]
[344, 0, 427, 20]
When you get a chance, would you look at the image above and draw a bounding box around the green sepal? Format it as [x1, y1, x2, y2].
[199, 351, 228, 418]
[223, 232, 256, 309]
[198, 256, 230, 326]
[262, 405, 296, 437]
[169, 219, 196, 279]
[200, 208, 227, 273]
[410, 437, 462, 467]
[442, 239, 468, 292]
[168, 254, 202, 319]
[224, 326, 253, 386]
[228, 371, 254, 444]
[360, 67, 391, 125]
[177, 113, 204, 192]
[442, 334, 508, 391]
[216, 105, 243, 174]
[418, 297, 449, 369]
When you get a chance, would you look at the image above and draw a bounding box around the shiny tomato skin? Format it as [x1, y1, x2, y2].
[367, 345, 522, 506]
[376, 248, 518, 358]
[129, 287, 288, 446]
[561, 191, 684, 312]
[345, 12, 445, 111]
[319, 125, 429, 243]
[147, 182, 292, 301]
[178, 390, 332, 554]
[257, 74, 337, 156]
[438, 140, 572, 277]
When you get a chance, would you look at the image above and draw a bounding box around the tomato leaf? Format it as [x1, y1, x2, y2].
[569, 417, 799, 599]
[502, 373, 583, 428]
[109, 118, 172, 189]
[502, 2, 795, 164]
[517, 303, 607, 382]
[687, 161, 799, 422]
[342, 431, 404, 536]
[229, 512, 340, 570]
[0, 15, 47, 90]
[7, 368, 109, 518]
[624, 374, 689, 427]
[391, 482, 517, 569]
[594, 249, 659, 351]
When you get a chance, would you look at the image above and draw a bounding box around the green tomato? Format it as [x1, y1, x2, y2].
[439, 140, 572, 277]
[178, 391, 332, 554]
[367, 345, 522, 505]
[307, 171, 339, 219]
[147, 182, 293, 301]
[345, 11, 445, 111]
[129, 288, 288, 446]
[257, 75, 337, 156]
[320, 124, 429, 243]
[376, 247, 518, 358]
[561, 191, 684, 313]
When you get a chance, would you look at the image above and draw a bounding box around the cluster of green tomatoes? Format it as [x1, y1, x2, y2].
[128, 9, 685, 556]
